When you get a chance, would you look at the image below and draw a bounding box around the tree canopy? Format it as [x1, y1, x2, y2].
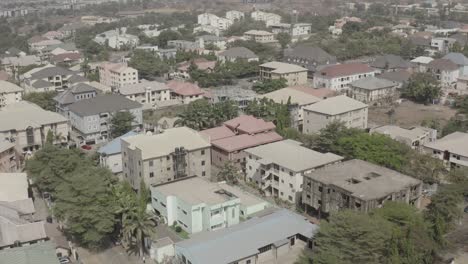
[110, 111, 136, 138]
[402, 73, 442, 104]
[128, 49, 170, 79]
[252, 79, 287, 94]
[23, 91, 58, 112]
[175, 99, 239, 130]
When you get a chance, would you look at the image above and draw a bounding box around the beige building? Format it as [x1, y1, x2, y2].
[372, 125, 437, 150]
[0, 80, 23, 110]
[243, 30, 275, 43]
[456, 75, 468, 95]
[98, 62, 138, 90]
[423, 132, 468, 169]
[0, 141, 18, 172]
[303, 95, 368, 134]
[244, 140, 343, 204]
[349, 77, 398, 104]
[121, 127, 211, 190]
[118, 81, 171, 106]
[0, 101, 69, 155]
[302, 160, 423, 214]
[259, 61, 308, 86]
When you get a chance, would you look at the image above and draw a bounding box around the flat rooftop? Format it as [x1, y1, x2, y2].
[305, 159, 421, 201]
[259, 87, 321, 106]
[217, 182, 268, 207]
[0, 173, 29, 202]
[424, 132, 468, 157]
[244, 140, 343, 172]
[303, 95, 368, 115]
[373, 125, 431, 142]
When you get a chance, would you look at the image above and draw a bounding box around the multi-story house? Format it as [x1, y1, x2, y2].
[94, 28, 139, 50]
[1, 55, 43, 77]
[302, 160, 423, 214]
[372, 125, 437, 150]
[98, 62, 138, 90]
[67, 94, 143, 144]
[283, 45, 336, 75]
[197, 13, 233, 31]
[348, 76, 398, 104]
[411, 56, 434, 73]
[121, 127, 211, 190]
[423, 132, 468, 169]
[118, 81, 171, 106]
[225, 10, 244, 21]
[443, 52, 468, 76]
[244, 140, 343, 204]
[303, 95, 368, 134]
[243, 30, 275, 43]
[167, 81, 204, 104]
[0, 141, 18, 172]
[0, 81, 23, 110]
[430, 37, 456, 54]
[0, 101, 69, 154]
[370, 54, 412, 74]
[260, 87, 321, 131]
[270, 23, 312, 37]
[151, 176, 269, 234]
[427, 58, 460, 88]
[196, 35, 227, 50]
[54, 83, 97, 116]
[98, 131, 137, 174]
[251, 11, 281, 26]
[20, 64, 76, 93]
[200, 115, 283, 168]
[218, 47, 259, 63]
[259, 61, 308, 86]
[313, 63, 376, 92]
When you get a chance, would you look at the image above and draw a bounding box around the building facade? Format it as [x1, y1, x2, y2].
[313, 63, 376, 92]
[118, 81, 171, 105]
[98, 62, 138, 90]
[259, 61, 308, 86]
[0, 141, 18, 172]
[423, 132, 468, 168]
[243, 30, 275, 43]
[251, 11, 281, 26]
[0, 81, 23, 110]
[348, 77, 398, 104]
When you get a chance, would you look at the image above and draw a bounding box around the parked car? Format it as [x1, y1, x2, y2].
[58, 256, 71, 264]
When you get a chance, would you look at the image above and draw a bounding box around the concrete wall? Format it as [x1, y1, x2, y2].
[313, 71, 376, 91]
[303, 107, 368, 134]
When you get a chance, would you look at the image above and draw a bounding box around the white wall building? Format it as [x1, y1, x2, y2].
[98, 62, 138, 90]
[226, 10, 244, 22]
[197, 13, 233, 31]
[270, 23, 312, 37]
[94, 28, 139, 50]
[423, 132, 468, 169]
[118, 81, 171, 106]
[313, 63, 376, 92]
[251, 11, 281, 27]
[0, 81, 23, 110]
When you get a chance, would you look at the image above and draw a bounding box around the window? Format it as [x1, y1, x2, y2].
[167, 167, 171, 171]
[232, 208, 235, 217]
[149, 161, 154, 167]
[289, 171, 293, 176]
[318, 186, 323, 192]
[289, 183, 293, 188]
[247, 260, 251, 264]
[182, 210, 187, 215]
[202, 171, 206, 176]
[160, 202, 166, 208]
[201, 150, 205, 155]
[166, 156, 170, 161]
[201, 161, 205, 166]
[149, 172, 154, 178]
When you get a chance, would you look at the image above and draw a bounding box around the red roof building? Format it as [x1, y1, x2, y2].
[167, 80, 204, 104]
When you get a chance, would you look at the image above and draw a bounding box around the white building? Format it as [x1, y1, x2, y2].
[411, 56, 434, 73]
[313, 63, 376, 92]
[251, 11, 281, 27]
[423, 132, 468, 169]
[98, 131, 138, 174]
[303, 95, 368, 134]
[244, 140, 343, 204]
[243, 30, 275, 43]
[94, 28, 139, 50]
[427, 59, 460, 88]
[456, 75, 468, 95]
[197, 13, 233, 31]
[430, 37, 456, 53]
[226, 10, 244, 22]
[270, 23, 312, 37]
[98, 62, 138, 90]
[372, 125, 437, 150]
[118, 81, 171, 106]
[0, 81, 23, 110]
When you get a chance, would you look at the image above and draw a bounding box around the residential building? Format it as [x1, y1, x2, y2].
[270, 23, 312, 37]
[0, 241, 59, 263]
[1, 55, 43, 76]
[151, 176, 269, 234]
[372, 125, 437, 150]
[53, 83, 97, 116]
[0, 102, 69, 154]
[218, 47, 259, 63]
[98, 62, 138, 90]
[377, 70, 412, 89]
[0, 173, 47, 249]
[98, 131, 138, 174]
[243, 30, 275, 43]
[200, 115, 283, 168]
[370, 54, 412, 74]
[423, 132, 468, 168]
[197, 13, 233, 31]
[196, 35, 227, 50]
[42, 30, 64, 40]
[328, 16, 363, 35]
[302, 160, 423, 214]
[251, 11, 281, 26]
[349, 76, 398, 104]
[29, 37, 63, 53]
[167, 81, 204, 104]
[430, 37, 456, 53]
[93, 28, 139, 49]
[313, 63, 376, 92]
[0, 141, 18, 172]
[167, 40, 200, 51]
[50, 52, 83, 66]
[121, 127, 211, 190]
[58, 22, 88, 38]
[174, 59, 216, 79]
[174, 209, 317, 264]
[81, 15, 118, 25]
[245, 140, 343, 204]
[259, 87, 321, 130]
[68, 94, 143, 144]
[193, 25, 221, 37]
[283, 45, 336, 74]
[259, 61, 308, 86]
[204, 86, 257, 110]
[442, 52, 468, 76]
[303, 95, 368, 134]
[226, 10, 244, 21]
[456, 75, 468, 95]
[427, 59, 460, 88]
[119, 80, 171, 107]
[0, 81, 23, 110]
[287, 85, 337, 99]
[411, 56, 434, 73]
[20, 65, 76, 93]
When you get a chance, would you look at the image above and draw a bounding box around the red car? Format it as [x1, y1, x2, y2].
[81, 145, 92, 150]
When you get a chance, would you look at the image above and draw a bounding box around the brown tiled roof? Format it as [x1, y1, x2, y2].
[288, 85, 337, 99]
[211, 132, 282, 152]
[428, 59, 460, 71]
[167, 81, 204, 96]
[50, 52, 81, 63]
[200, 126, 236, 141]
[317, 63, 375, 78]
[224, 115, 276, 134]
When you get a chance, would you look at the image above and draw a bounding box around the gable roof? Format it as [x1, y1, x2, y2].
[53, 83, 96, 105]
[259, 87, 321, 106]
[219, 47, 258, 59]
[288, 85, 336, 99]
[50, 52, 81, 63]
[350, 76, 398, 90]
[167, 81, 204, 96]
[31, 80, 54, 89]
[370, 54, 411, 69]
[427, 59, 460, 71]
[378, 70, 412, 84]
[442, 52, 468, 66]
[411, 56, 434, 64]
[68, 74, 88, 83]
[209, 132, 282, 152]
[98, 131, 138, 155]
[223, 115, 276, 134]
[0, 80, 23, 93]
[284, 45, 336, 63]
[67, 94, 142, 116]
[317, 63, 375, 78]
[304, 95, 368, 115]
[0, 241, 59, 264]
[0, 102, 67, 131]
[424, 132, 468, 156]
[119, 81, 169, 95]
[30, 66, 73, 79]
[260, 61, 308, 74]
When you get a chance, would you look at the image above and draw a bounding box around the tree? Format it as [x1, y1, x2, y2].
[277, 32, 292, 49]
[294, 250, 312, 264]
[156, 30, 181, 48]
[23, 91, 58, 111]
[128, 49, 170, 78]
[175, 100, 238, 130]
[110, 111, 135, 138]
[217, 161, 240, 184]
[252, 79, 287, 94]
[244, 98, 290, 129]
[402, 73, 442, 104]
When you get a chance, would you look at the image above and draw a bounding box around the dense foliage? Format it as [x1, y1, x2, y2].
[23, 91, 59, 112]
[110, 111, 136, 138]
[189, 60, 259, 88]
[402, 73, 442, 104]
[244, 98, 291, 131]
[252, 79, 287, 94]
[175, 99, 238, 130]
[227, 40, 279, 61]
[128, 49, 170, 78]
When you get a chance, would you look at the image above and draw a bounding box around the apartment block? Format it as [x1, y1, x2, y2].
[372, 125, 437, 150]
[303, 95, 368, 134]
[0, 81, 23, 110]
[54, 83, 97, 116]
[302, 160, 423, 214]
[98, 62, 138, 90]
[226, 10, 244, 21]
[197, 13, 233, 31]
[251, 11, 281, 26]
[118, 81, 171, 105]
[98, 131, 137, 174]
[313, 63, 376, 91]
[121, 127, 211, 190]
[259, 61, 308, 86]
[270, 23, 312, 37]
[244, 140, 343, 204]
[427, 58, 460, 88]
[348, 76, 398, 104]
[243, 30, 275, 43]
[20, 64, 77, 93]
[283, 45, 336, 74]
[423, 132, 468, 168]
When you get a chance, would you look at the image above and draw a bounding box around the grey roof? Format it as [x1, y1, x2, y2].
[175, 209, 318, 264]
[450, 33, 468, 46]
[377, 70, 412, 84]
[68, 74, 88, 83]
[30, 66, 73, 79]
[199, 35, 226, 41]
[41, 42, 77, 52]
[304, 95, 368, 115]
[442, 52, 468, 66]
[350, 76, 398, 90]
[6, 47, 23, 56]
[424, 132, 468, 157]
[0, 140, 14, 153]
[98, 131, 137, 155]
[31, 80, 53, 89]
[0, 102, 68, 131]
[373, 125, 432, 143]
[244, 139, 343, 172]
[0, 241, 59, 264]
[53, 83, 96, 105]
[284, 45, 336, 64]
[67, 94, 142, 117]
[370, 54, 411, 69]
[0, 80, 23, 93]
[118, 81, 169, 96]
[219, 47, 258, 59]
[304, 159, 422, 201]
